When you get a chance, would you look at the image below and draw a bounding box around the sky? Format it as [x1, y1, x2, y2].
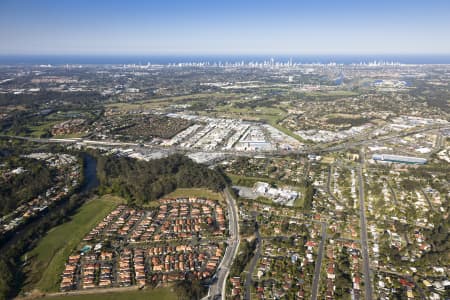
[1, 0, 450, 55]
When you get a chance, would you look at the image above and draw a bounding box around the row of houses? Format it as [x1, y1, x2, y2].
[118, 249, 132, 286]
[230, 277, 242, 297]
[324, 240, 362, 300]
[52, 118, 86, 136]
[61, 198, 227, 292]
[84, 198, 226, 245]
[63, 245, 224, 291]
[84, 205, 128, 242]
[60, 255, 81, 291]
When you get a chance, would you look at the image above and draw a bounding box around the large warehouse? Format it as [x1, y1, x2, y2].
[372, 154, 427, 164]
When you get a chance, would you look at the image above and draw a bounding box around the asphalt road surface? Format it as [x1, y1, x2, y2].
[207, 188, 240, 300]
[3, 124, 448, 158]
[244, 212, 261, 300]
[311, 222, 327, 300]
[358, 165, 373, 300]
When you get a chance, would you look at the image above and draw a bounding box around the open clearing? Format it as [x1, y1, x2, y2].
[163, 188, 223, 201]
[41, 287, 176, 300]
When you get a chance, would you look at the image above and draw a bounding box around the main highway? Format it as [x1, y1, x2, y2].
[2, 123, 447, 159]
[2, 123, 447, 300]
[207, 188, 240, 300]
[357, 164, 373, 300]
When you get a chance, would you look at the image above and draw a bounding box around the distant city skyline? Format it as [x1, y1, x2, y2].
[1, 0, 450, 55]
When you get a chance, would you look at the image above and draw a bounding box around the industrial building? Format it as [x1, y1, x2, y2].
[372, 154, 427, 164]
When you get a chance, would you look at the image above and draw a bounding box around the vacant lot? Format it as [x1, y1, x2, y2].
[42, 287, 177, 300]
[163, 188, 223, 201]
[22, 195, 125, 293]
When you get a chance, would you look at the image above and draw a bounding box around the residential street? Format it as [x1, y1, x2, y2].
[311, 222, 327, 300]
[244, 212, 261, 300]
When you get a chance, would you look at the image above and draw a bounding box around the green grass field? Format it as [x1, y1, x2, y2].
[42, 287, 177, 300]
[163, 188, 223, 200]
[216, 105, 284, 116]
[268, 119, 308, 143]
[303, 90, 358, 97]
[228, 173, 271, 187]
[22, 195, 125, 293]
[106, 92, 240, 112]
[25, 119, 61, 137]
[3, 120, 59, 138]
[293, 195, 305, 208]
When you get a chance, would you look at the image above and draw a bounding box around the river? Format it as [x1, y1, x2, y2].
[80, 153, 99, 193]
[0, 153, 99, 250]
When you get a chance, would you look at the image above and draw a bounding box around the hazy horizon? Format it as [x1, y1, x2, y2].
[2, 53, 450, 65]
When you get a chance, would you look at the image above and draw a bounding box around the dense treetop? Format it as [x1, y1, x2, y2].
[97, 154, 227, 205]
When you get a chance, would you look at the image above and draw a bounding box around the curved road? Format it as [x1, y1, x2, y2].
[207, 188, 240, 300]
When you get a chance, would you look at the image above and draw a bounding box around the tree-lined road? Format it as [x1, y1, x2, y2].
[358, 165, 373, 300]
[208, 188, 240, 300]
[244, 212, 261, 300]
[311, 221, 327, 300]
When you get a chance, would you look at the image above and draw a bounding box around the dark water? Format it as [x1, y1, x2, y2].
[80, 153, 99, 193]
[1, 54, 450, 65]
